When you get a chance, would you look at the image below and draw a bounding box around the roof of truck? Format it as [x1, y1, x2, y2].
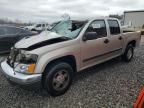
[72, 17, 118, 22]
[87, 17, 119, 21]
[53, 17, 119, 25]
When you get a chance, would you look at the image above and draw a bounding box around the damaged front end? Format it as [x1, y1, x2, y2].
[7, 47, 38, 74]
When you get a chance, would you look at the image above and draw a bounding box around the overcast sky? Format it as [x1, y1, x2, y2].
[0, 0, 144, 23]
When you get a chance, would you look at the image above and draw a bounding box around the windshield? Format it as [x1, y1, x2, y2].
[51, 20, 87, 39]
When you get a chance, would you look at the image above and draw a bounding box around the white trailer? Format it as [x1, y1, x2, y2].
[124, 10, 144, 29]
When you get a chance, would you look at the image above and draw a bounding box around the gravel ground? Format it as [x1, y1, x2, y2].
[0, 39, 144, 108]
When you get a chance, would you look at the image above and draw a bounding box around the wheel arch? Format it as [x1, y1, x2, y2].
[127, 40, 136, 47]
[43, 55, 77, 74]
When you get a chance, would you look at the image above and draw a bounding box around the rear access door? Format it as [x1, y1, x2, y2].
[105, 19, 123, 57]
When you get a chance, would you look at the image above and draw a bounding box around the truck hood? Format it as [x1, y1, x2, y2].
[15, 31, 69, 50]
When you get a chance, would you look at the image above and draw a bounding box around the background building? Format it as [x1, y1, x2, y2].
[124, 10, 144, 29]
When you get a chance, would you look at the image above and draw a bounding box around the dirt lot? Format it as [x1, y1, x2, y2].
[0, 37, 144, 108]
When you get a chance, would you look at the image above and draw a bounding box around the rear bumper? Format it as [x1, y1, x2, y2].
[0, 60, 42, 85]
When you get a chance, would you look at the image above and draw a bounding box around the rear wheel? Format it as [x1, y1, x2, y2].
[43, 62, 74, 96]
[121, 44, 134, 62]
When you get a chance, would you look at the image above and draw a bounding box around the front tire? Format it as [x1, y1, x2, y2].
[121, 44, 134, 62]
[43, 62, 74, 96]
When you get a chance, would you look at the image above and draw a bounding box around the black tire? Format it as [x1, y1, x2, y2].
[121, 44, 134, 62]
[43, 62, 74, 96]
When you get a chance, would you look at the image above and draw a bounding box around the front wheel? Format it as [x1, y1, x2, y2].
[43, 62, 74, 96]
[121, 44, 134, 62]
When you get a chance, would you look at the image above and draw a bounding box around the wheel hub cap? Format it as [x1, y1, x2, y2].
[52, 70, 69, 91]
[56, 74, 65, 83]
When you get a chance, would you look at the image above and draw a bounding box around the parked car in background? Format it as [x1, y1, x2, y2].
[0, 25, 37, 54]
[1, 17, 141, 96]
[25, 23, 50, 33]
[24, 25, 35, 30]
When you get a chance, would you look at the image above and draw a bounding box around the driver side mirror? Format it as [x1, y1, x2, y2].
[83, 32, 97, 41]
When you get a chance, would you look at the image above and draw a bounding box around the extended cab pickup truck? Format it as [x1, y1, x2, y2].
[1, 17, 141, 96]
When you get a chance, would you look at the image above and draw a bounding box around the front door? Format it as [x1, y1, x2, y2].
[81, 20, 110, 69]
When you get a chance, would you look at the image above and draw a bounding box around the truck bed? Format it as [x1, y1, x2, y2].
[121, 31, 141, 53]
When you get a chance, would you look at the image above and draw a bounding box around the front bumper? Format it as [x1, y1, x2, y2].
[0, 60, 42, 85]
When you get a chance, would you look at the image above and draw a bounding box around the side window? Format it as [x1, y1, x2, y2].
[87, 20, 107, 38]
[42, 24, 45, 27]
[0, 27, 6, 35]
[108, 20, 120, 35]
[36, 24, 41, 27]
[5, 27, 21, 35]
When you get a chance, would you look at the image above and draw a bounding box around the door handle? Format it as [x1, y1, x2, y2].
[104, 39, 109, 44]
[118, 36, 123, 40]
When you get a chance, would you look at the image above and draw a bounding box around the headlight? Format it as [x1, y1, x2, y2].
[14, 63, 36, 74]
[14, 53, 38, 74]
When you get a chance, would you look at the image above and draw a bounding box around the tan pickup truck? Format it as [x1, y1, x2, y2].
[1, 17, 141, 96]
